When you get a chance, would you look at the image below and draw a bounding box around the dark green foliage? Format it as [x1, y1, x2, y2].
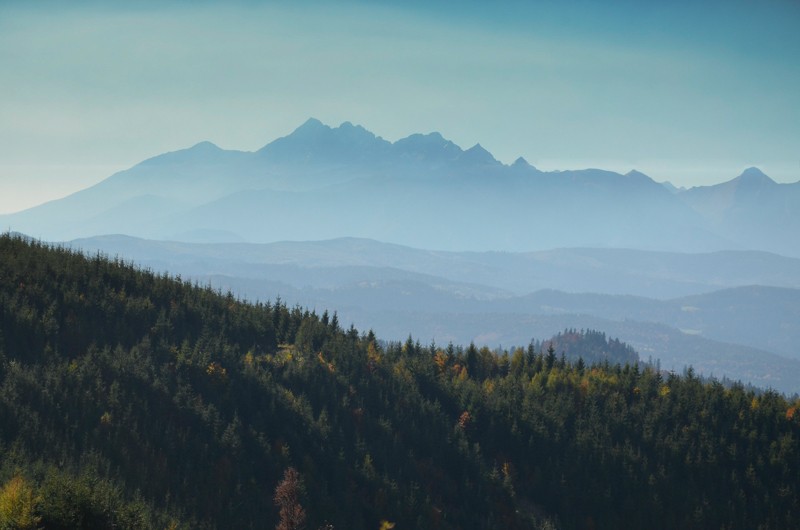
[1, 233, 798, 529]
[540, 328, 639, 366]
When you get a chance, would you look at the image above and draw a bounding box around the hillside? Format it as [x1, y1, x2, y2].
[1, 233, 799, 529]
[4, 120, 799, 256]
[64, 235, 800, 393]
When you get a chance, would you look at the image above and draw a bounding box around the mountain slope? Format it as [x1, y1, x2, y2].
[2, 233, 799, 529]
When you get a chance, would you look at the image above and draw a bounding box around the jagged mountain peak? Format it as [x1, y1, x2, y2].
[660, 181, 685, 194]
[396, 131, 446, 143]
[256, 117, 330, 151]
[189, 140, 221, 151]
[460, 143, 500, 165]
[510, 156, 541, 173]
[139, 140, 228, 167]
[393, 131, 462, 161]
[335, 120, 380, 141]
[338, 120, 363, 131]
[257, 118, 389, 159]
[282, 118, 378, 142]
[625, 169, 650, 180]
[294, 117, 327, 133]
[735, 167, 775, 186]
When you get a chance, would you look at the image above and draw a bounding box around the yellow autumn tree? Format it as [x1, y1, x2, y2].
[0, 475, 41, 529]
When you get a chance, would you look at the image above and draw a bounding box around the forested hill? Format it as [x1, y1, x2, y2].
[1, 233, 799, 529]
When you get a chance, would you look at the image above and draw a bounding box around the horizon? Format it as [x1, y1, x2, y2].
[0, 116, 795, 215]
[2, 1, 799, 214]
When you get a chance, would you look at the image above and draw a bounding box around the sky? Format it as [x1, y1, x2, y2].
[1, 0, 799, 214]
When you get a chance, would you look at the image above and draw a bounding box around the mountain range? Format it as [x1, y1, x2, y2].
[4, 119, 799, 256]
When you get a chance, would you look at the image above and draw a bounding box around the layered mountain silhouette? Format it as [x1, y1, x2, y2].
[3, 119, 799, 255]
[63, 234, 800, 393]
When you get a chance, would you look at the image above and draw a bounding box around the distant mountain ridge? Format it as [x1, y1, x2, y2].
[2, 119, 798, 255]
[69, 234, 800, 299]
[65, 234, 800, 393]
[679, 166, 800, 254]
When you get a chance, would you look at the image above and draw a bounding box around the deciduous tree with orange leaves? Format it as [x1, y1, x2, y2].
[274, 467, 306, 530]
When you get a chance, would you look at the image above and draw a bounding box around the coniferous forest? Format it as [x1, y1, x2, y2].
[1, 233, 799, 529]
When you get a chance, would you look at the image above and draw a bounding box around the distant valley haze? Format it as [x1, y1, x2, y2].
[57, 233, 800, 394]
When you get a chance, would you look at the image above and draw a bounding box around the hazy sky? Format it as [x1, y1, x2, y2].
[1, 0, 799, 214]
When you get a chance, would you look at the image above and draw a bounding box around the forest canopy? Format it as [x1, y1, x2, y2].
[1, 233, 798, 529]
